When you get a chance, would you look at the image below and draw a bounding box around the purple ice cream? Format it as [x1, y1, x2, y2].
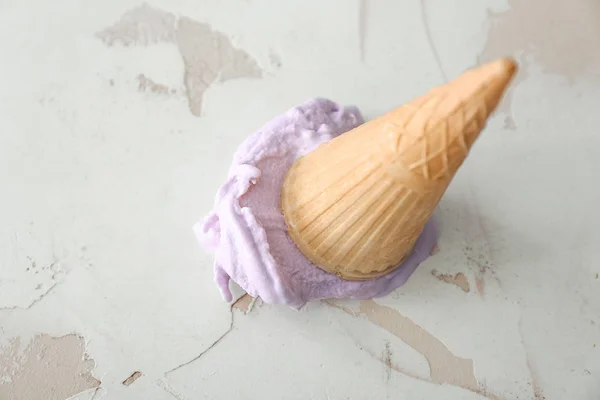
[195, 98, 437, 309]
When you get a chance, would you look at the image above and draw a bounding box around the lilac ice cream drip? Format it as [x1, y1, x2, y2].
[195, 98, 437, 309]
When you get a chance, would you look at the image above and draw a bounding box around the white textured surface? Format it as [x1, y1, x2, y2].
[1, 0, 599, 399]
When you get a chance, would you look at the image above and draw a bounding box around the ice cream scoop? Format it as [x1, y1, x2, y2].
[196, 99, 437, 308]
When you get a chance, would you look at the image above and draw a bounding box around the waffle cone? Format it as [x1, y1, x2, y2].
[281, 58, 518, 280]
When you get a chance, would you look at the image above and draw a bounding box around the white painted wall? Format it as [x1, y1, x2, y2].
[1, 0, 598, 399]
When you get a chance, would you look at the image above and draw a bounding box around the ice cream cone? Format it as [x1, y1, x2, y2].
[281, 58, 518, 280]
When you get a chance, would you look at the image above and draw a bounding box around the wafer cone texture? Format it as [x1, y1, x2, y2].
[281, 58, 518, 280]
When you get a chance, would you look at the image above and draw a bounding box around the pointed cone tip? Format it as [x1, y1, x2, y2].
[478, 57, 518, 83]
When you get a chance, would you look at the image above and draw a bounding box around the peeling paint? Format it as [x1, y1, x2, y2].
[473, 265, 498, 297]
[232, 294, 258, 314]
[431, 270, 470, 293]
[232, 294, 252, 311]
[97, 4, 262, 116]
[476, 277, 485, 297]
[137, 74, 177, 95]
[326, 300, 506, 400]
[122, 371, 142, 386]
[0, 334, 100, 400]
[358, 300, 478, 390]
[176, 16, 262, 115]
[96, 4, 176, 45]
[479, 0, 600, 127]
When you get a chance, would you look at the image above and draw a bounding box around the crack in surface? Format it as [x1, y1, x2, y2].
[362, 344, 433, 384]
[158, 380, 187, 400]
[89, 387, 104, 400]
[0, 265, 65, 310]
[420, 0, 448, 82]
[163, 317, 234, 377]
[518, 313, 545, 399]
[158, 296, 256, 397]
[358, 0, 368, 62]
[2, 282, 59, 310]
